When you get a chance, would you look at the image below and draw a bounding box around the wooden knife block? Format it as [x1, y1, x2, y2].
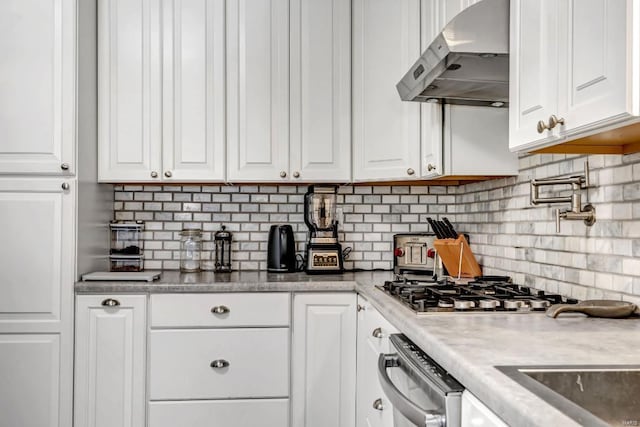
[433, 235, 482, 278]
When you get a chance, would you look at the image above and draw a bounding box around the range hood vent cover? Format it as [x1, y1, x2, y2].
[397, 0, 509, 107]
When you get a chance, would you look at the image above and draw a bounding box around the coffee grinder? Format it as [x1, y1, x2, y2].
[304, 185, 344, 274]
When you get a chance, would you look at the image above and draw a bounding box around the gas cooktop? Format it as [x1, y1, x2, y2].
[377, 276, 580, 314]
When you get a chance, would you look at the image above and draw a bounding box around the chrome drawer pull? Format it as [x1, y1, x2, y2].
[210, 359, 229, 369]
[211, 305, 230, 315]
[372, 327, 383, 339]
[101, 298, 120, 307]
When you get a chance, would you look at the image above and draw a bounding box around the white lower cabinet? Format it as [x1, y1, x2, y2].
[461, 391, 508, 427]
[149, 328, 289, 400]
[148, 399, 289, 427]
[0, 334, 61, 427]
[148, 292, 291, 426]
[356, 296, 398, 427]
[292, 293, 357, 427]
[0, 179, 75, 427]
[74, 295, 147, 427]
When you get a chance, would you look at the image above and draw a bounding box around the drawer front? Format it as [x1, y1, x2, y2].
[149, 328, 289, 399]
[150, 293, 290, 328]
[148, 399, 289, 427]
[358, 297, 398, 354]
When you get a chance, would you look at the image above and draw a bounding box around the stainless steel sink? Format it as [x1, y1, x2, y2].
[496, 365, 640, 427]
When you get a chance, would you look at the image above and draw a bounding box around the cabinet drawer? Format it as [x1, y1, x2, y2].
[149, 328, 289, 399]
[150, 293, 290, 328]
[148, 399, 289, 427]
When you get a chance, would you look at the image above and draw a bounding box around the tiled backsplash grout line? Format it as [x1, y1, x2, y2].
[114, 184, 456, 271]
[113, 152, 640, 304]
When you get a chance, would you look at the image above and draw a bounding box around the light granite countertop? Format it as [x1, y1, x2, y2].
[76, 271, 640, 427]
[74, 270, 390, 293]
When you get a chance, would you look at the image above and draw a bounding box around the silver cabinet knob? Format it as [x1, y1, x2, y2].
[427, 163, 436, 172]
[150, 171, 158, 178]
[211, 305, 230, 315]
[61, 182, 70, 190]
[210, 359, 229, 369]
[537, 120, 549, 134]
[548, 114, 565, 129]
[372, 327, 383, 339]
[293, 171, 300, 178]
[101, 298, 120, 307]
[60, 163, 69, 171]
[279, 171, 287, 178]
[373, 398, 384, 411]
[407, 168, 415, 176]
[357, 304, 366, 312]
[164, 171, 172, 178]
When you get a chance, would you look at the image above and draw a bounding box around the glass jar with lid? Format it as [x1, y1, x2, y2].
[180, 228, 202, 272]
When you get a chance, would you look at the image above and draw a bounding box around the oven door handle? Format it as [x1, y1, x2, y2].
[378, 353, 447, 427]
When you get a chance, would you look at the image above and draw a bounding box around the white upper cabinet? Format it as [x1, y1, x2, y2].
[0, 0, 76, 176]
[558, 0, 628, 135]
[99, 0, 225, 182]
[353, 0, 422, 181]
[98, 0, 162, 182]
[289, 0, 352, 182]
[162, 0, 226, 181]
[420, 0, 443, 178]
[227, 0, 351, 183]
[510, 0, 637, 153]
[226, 0, 290, 182]
[509, 0, 561, 150]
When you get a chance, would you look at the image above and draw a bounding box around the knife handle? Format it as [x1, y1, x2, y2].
[426, 217, 443, 239]
[442, 217, 458, 238]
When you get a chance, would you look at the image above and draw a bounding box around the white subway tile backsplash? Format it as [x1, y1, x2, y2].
[113, 153, 640, 302]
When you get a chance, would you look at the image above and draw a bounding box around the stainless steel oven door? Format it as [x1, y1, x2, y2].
[378, 335, 463, 427]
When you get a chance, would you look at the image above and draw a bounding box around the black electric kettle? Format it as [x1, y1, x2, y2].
[267, 225, 297, 272]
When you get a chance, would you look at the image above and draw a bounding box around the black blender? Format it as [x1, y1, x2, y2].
[304, 185, 344, 274]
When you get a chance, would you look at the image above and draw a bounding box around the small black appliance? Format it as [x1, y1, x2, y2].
[267, 225, 297, 272]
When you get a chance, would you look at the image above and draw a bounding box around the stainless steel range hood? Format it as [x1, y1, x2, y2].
[397, 0, 509, 107]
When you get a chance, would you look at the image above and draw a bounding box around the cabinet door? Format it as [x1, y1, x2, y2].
[356, 296, 397, 427]
[509, 0, 561, 151]
[98, 0, 162, 182]
[353, 0, 421, 181]
[162, 0, 225, 182]
[0, 179, 74, 333]
[558, 0, 629, 135]
[292, 293, 357, 427]
[421, 0, 443, 178]
[74, 295, 147, 427]
[0, 0, 76, 175]
[0, 334, 61, 427]
[289, 0, 351, 182]
[226, 0, 290, 182]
